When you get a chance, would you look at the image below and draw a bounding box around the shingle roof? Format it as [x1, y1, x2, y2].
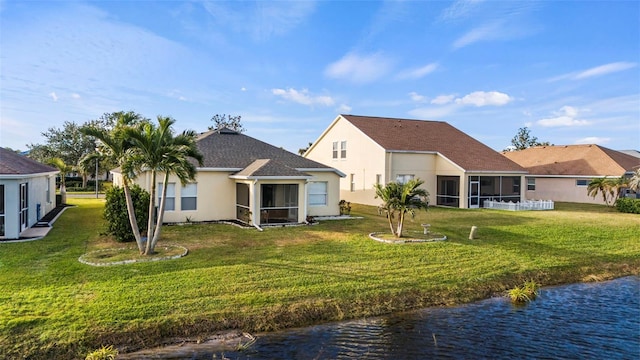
[501, 144, 640, 176]
[0, 148, 58, 175]
[233, 159, 311, 178]
[341, 115, 525, 172]
[196, 128, 336, 173]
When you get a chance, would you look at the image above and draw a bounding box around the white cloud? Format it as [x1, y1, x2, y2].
[272, 88, 335, 107]
[431, 94, 456, 105]
[439, 0, 485, 22]
[550, 62, 638, 82]
[49, 92, 58, 101]
[537, 106, 589, 127]
[455, 91, 512, 106]
[397, 63, 438, 80]
[71, 93, 81, 99]
[574, 137, 611, 145]
[324, 52, 393, 84]
[453, 22, 503, 49]
[408, 92, 426, 102]
[337, 104, 352, 113]
[574, 62, 637, 80]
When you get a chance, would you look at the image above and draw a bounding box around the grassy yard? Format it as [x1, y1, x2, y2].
[1, 198, 638, 359]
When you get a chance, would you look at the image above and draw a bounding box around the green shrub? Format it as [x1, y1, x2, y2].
[508, 280, 540, 304]
[615, 197, 640, 214]
[104, 184, 149, 242]
[85, 345, 118, 360]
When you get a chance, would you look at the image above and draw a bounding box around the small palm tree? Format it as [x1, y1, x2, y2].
[47, 157, 74, 204]
[587, 177, 613, 206]
[81, 111, 148, 253]
[628, 168, 640, 193]
[375, 179, 429, 238]
[124, 116, 203, 255]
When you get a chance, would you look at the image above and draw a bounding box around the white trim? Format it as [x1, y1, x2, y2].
[296, 168, 346, 177]
[0, 171, 59, 180]
[229, 175, 312, 180]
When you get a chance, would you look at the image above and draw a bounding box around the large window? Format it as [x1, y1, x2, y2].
[0, 184, 4, 237]
[181, 183, 197, 211]
[396, 174, 414, 184]
[437, 176, 460, 207]
[261, 184, 298, 224]
[308, 181, 328, 206]
[470, 176, 521, 206]
[236, 183, 250, 223]
[158, 182, 175, 211]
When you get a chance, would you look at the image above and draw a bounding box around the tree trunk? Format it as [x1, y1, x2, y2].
[145, 171, 157, 255]
[396, 211, 405, 238]
[149, 172, 169, 254]
[386, 209, 396, 236]
[123, 178, 143, 254]
[60, 184, 67, 205]
[82, 173, 88, 189]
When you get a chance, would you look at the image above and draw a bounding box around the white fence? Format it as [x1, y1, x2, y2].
[483, 199, 554, 211]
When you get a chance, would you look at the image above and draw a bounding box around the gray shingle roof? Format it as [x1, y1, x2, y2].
[233, 159, 311, 178]
[0, 148, 58, 175]
[197, 128, 335, 173]
[342, 115, 526, 172]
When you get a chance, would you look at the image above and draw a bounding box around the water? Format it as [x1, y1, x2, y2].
[126, 277, 640, 359]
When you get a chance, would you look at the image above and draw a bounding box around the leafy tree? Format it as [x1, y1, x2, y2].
[124, 116, 203, 255]
[507, 127, 551, 151]
[46, 157, 74, 204]
[208, 114, 245, 132]
[374, 178, 430, 238]
[81, 111, 149, 252]
[298, 142, 313, 155]
[104, 184, 149, 242]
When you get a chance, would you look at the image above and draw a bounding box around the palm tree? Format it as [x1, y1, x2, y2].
[47, 157, 73, 205]
[125, 116, 203, 255]
[375, 179, 430, 238]
[81, 111, 148, 253]
[587, 177, 612, 206]
[628, 168, 640, 193]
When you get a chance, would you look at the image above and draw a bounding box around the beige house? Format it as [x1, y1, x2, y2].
[0, 148, 58, 239]
[502, 144, 640, 205]
[112, 128, 345, 226]
[304, 115, 526, 208]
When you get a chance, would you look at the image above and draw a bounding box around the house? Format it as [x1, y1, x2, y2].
[303, 115, 527, 208]
[112, 128, 345, 226]
[502, 144, 640, 205]
[0, 148, 58, 239]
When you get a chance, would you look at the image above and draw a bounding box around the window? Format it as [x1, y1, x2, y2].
[396, 174, 414, 184]
[332, 141, 338, 159]
[181, 183, 197, 211]
[261, 184, 299, 224]
[350, 174, 355, 192]
[527, 178, 536, 191]
[158, 182, 175, 211]
[340, 141, 347, 158]
[437, 176, 460, 207]
[308, 182, 328, 206]
[46, 177, 51, 203]
[576, 179, 589, 186]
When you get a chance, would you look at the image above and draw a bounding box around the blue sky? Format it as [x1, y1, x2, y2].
[1, 0, 638, 154]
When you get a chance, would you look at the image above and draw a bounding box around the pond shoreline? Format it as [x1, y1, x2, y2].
[115, 270, 638, 358]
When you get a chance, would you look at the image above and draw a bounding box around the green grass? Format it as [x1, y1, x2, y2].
[1, 199, 638, 359]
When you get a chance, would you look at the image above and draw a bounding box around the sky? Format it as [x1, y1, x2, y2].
[1, 0, 639, 154]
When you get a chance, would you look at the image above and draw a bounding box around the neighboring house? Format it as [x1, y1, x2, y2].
[0, 148, 58, 239]
[501, 144, 640, 205]
[112, 128, 345, 226]
[304, 115, 527, 208]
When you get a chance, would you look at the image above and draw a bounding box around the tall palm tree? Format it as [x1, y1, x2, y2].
[125, 116, 203, 255]
[375, 179, 429, 238]
[81, 112, 148, 253]
[629, 168, 640, 193]
[46, 157, 74, 205]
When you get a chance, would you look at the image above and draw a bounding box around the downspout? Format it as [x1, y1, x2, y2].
[304, 179, 309, 224]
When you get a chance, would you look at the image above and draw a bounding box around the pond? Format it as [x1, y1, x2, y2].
[123, 276, 639, 359]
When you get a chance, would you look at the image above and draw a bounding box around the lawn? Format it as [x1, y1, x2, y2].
[1, 198, 638, 359]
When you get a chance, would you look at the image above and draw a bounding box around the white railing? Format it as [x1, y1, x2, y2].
[483, 199, 554, 211]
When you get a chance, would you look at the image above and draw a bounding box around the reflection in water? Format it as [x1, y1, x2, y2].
[129, 277, 640, 359]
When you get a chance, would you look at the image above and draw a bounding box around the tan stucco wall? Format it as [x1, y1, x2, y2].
[306, 171, 342, 217]
[525, 177, 605, 205]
